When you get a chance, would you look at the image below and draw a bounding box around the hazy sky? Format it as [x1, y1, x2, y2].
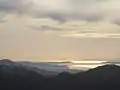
[0, 0, 120, 61]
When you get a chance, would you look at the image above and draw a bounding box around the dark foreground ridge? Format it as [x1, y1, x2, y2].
[0, 59, 120, 90]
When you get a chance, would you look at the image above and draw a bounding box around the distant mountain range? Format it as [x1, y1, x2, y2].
[17, 61, 83, 74]
[0, 59, 82, 76]
[1, 59, 120, 90]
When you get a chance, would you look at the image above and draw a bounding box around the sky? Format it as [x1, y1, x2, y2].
[0, 0, 120, 62]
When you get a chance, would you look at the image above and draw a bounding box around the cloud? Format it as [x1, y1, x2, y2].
[1, 0, 120, 38]
[28, 19, 120, 38]
[29, 25, 63, 31]
[59, 21, 120, 38]
[30, 0, 107, 22]
[0, 19, 6, 23]
[0, 0, 33, 14]
[0, 0, 105, 21]
[0, 0, 120, 25]
[29, 0, 120, 25]
[61, 33, 120, 38]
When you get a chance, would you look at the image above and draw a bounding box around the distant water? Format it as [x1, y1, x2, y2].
[16, 60, 120, 70]
[68, 64, 120, 70]
[56, 60, 120, 70]
[68, 64, 105, 70]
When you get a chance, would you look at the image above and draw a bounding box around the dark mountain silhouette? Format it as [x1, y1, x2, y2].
[0, 59, 14, 63]
[1, 59, 120, 90]
[0, 59, 46, 90]
[73, 64, 120, 84]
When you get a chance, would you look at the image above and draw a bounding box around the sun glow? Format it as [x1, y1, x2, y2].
[68, 64, 104, 70]
[71, 60, 106, 64]
[67, 60, 106, 70]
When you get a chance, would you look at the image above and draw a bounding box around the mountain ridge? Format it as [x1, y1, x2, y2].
[1, 59, 120, 90]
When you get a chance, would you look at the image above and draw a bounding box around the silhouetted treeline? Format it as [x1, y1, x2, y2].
[0, 59, 120, 90]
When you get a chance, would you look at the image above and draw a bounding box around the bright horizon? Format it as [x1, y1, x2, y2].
[1, 58, 120, 70]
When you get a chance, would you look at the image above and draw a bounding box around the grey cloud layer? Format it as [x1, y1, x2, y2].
[0, 0, 120, 25]
[0, 0, 33, 13]
[32, 0, 115, 22]
[29, 25, 63, 31]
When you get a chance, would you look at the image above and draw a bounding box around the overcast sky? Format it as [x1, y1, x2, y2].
[0, 0, 120, 61]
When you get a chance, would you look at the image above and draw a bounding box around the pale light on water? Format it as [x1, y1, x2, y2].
[71, 60, 106, 64]
[67, 60, 106, 70]
[68, 64, 104, 70]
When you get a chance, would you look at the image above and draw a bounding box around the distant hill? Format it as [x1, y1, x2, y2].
[0, 59, 82, 76]
[0, 59, 14, 63]
[0, 59, 45, 90]
[74, 64, 120, 84]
